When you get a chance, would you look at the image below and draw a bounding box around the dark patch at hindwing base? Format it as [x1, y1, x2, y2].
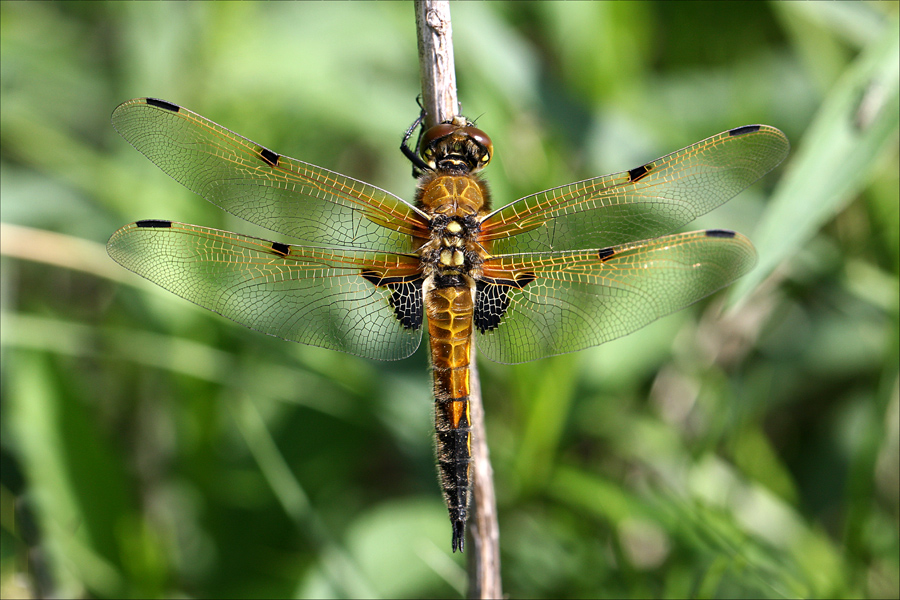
[361, 272, 424, 330]
[475, 281, 510, 333]
[475, 274, 536, 333]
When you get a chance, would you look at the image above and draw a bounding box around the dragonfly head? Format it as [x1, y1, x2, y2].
[419, 116, 493, 175]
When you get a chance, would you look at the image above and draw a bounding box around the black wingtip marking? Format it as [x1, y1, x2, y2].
[729, 125, 760, 137]
[270, 242, 290, 257]
[259, 147, 280, 167]
[598, 247, 615, 261]
[628, 164, 651, 182]
[705, 229, 736, 238]
[145, 98, 180, 112]
[135, 219, 173, 228]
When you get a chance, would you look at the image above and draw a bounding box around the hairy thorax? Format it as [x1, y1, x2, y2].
[416, 173, 492, 284]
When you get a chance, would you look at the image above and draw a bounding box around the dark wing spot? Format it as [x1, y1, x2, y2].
[270, 242, 291, 257]
[516, 272, 536, 287]
[705, 229, 736, 238]
[628, 163, 652, 182]
[145, 98, 180, 112]
[729, 125, 760, 137]
[475, 274, 535, 333]
[360, 271, 382, 286]
[598, 247, 615, 261]
[135, 219, 172, 228]
[361, 271, 424, 330]
[475, 281, 509, 333]
[259, 147, 280, 167]
[388, 277, 424, 330]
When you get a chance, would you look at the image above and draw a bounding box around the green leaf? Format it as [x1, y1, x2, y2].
[731, 15, 899, 301]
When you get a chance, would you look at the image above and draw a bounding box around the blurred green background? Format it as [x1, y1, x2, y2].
[1, 2, 897, 598]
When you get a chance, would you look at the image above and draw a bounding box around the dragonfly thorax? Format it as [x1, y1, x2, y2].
[414, 159, 491, 287]
[421, 214, 484, 284]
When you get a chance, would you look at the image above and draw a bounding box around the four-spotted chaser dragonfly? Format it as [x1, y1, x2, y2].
[107, 98, 789, 552]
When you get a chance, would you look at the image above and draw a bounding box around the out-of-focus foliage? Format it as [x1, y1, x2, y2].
[1, 2, 897, 598]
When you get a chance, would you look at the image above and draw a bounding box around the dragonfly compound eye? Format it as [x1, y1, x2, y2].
[463, 127, 493, 164]
[419, 123, 457, 158]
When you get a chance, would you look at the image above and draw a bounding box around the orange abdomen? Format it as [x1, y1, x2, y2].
[426, 284, 474, 551]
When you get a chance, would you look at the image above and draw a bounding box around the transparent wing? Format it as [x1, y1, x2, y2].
[107, 220, 423, 360]
[111, 98, 429, 253]
[481, 125, 788, 253]
[476, 229, 756, 364]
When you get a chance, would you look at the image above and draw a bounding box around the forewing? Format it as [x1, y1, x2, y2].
[475, 230, 756, 364]
[111, 98, 428, 252]
[481, 125, 788, 253]
[107, 220, 424, 360]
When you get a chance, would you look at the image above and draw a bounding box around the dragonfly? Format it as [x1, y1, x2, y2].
[107, 98, 789, 552]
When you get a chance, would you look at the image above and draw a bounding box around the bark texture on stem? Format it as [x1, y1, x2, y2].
[466, 357, 503, 600]
[414, 2, 458, 126]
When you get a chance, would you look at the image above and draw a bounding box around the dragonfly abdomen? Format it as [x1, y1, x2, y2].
[425, 283, 475, 553]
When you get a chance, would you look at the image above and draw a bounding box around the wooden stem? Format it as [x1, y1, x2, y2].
[414, 1, 458, 126]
